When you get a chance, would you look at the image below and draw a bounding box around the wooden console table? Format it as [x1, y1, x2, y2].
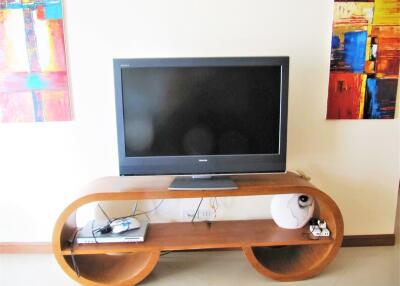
[53, 172, 344, 285]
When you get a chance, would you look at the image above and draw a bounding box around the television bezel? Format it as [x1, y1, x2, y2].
[114, 57, 289, 176]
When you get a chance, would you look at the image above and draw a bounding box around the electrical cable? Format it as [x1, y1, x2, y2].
[209, 197, 218, 219]
[132, 201, 138, 216]
[191, 197, 204, 223]
[97, 203, 111, 223]
[114, 199, 164, 221]
[93, 200, 165, 227]
[69, 229, 80, 277]
[91, 220, 99, 243]
[131, 208, 151, 222]
[131, 199, 164, 218]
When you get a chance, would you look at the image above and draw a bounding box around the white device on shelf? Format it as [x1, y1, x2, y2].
[110, 217, 141, 234]
[310, 225, 322, 236]
[309, 219, 330, 237]
[76, 220, 148, 244]
[270, 194, 315, 229]
[320, 228, 330, 237]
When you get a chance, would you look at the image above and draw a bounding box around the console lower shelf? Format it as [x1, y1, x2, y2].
[53, 172, 344, 285]
[62, 219, 332, 255]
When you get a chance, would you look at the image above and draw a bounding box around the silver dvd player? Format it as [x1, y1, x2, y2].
[76, 220, 149, 244]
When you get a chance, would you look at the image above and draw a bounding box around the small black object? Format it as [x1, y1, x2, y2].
[299, 195, 308, 202]
[309, 217, 318, 225]
[99, 224, 112, 234]
[298, 195, 313, 208]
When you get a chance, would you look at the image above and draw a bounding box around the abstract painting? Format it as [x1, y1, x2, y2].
[327, 0, 399, 119]
[0, 0, 70, 123]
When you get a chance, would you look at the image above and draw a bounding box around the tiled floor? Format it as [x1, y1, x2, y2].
[0, 244, 399, 286]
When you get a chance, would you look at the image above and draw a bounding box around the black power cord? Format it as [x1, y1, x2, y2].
[109, 200, 165, 222]
[191, 198, 204, 223]
[69, 229, 80, 277]
[97, 203, 112, 223]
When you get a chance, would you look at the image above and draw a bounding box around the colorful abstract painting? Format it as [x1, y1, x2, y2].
[0, 0, 70, 122]
[327, 0, 399, 119]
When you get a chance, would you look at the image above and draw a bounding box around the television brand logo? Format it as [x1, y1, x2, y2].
[198, 159, 208, 162]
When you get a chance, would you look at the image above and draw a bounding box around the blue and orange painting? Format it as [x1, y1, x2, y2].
[327, 0, 399, 120]
[0, 0, 70, 122]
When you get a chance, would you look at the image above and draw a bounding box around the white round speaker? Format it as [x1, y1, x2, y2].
[270, 194, 315, 229]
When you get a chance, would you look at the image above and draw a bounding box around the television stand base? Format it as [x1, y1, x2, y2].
[53, 172, 344, 285]
[168, 176, 238, 190]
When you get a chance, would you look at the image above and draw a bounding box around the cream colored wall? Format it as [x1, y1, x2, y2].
[0, 0, 398, 241]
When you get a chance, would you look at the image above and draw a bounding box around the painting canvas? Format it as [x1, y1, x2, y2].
[327, 0, 399, 119]
[0, 0, 70, 122]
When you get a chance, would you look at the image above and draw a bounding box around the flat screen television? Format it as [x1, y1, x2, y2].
[114, 57, 289, 189]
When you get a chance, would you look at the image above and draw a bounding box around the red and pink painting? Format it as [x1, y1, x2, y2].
[327, 0, 399, 119]
[0, 0, 70, 122]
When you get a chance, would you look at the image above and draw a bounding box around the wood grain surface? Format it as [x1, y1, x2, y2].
[52, 172, 344, 285]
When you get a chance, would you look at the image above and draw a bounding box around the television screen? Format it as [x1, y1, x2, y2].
[121, 66, 281, 157]
[114, 57, 288, 176]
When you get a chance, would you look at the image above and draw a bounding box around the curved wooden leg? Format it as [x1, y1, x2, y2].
[58, 250, 160, 286]
[242, 243, 339, 281]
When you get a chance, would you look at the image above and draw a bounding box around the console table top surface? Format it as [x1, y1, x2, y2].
[77, 172, 317, 200]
